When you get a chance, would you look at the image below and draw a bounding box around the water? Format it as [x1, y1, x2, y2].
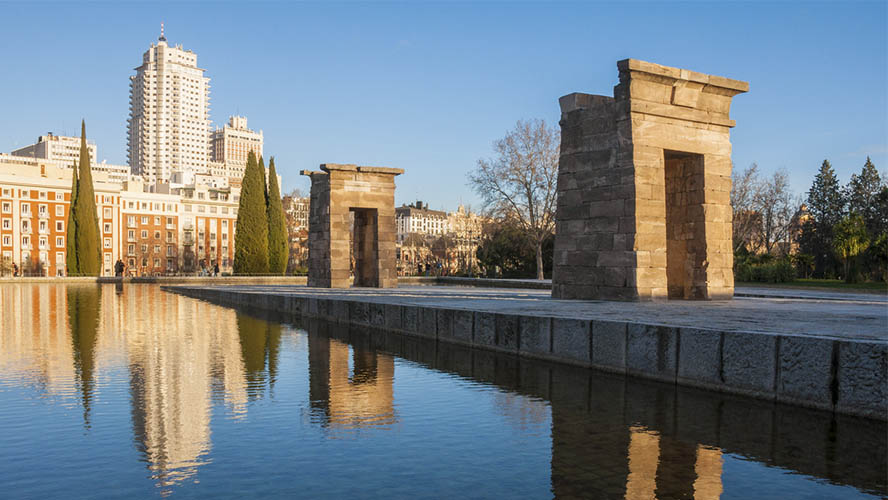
[0, 283, 884, 499]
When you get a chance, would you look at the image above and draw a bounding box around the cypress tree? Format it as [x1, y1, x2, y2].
[72, 121, 102, 276]
[66, 159, 79, 275]
[266, 157, 288, 274]
[259, 155, 268, 205]
[234, 151, 269, 274]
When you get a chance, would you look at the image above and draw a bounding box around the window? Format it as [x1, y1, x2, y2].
[167, 245, 175, 256]
[141, 230, 148, 239]
[103, 207, 112, 219]
[166, 231, 174, 242]
[128, 258, 135, 267]
[39, 191, 47, 200]
[141, 216, 148, 225]
[39, 237, 48, 250]
[198, 206, 205, 213]
[21, 190, 29, 198]
[2, 219, 10, 230]
[20, 203, 30, 215]
[1, 203, 9, 213]
[210, 206, 217, 214]
[55, 193, 64, 201]
[104, 223, 112, 234]
[128, 201, 134, 209]
[2, 236, 10, 246]
[39, 220, 47, 233]
[140, 244, 148, 253]
[2, 189, 10, 196]
[104, 238, 112, 249]
[154, 231, 161, 240]
[55, 205, 64, 216]
[56, 221, 63, 232]
[154, 216, 160, 225]
[56, 236, 64, 247]
[128, 244, 135, 255]
[166, 217, 175, 227]
[22, 220, 30, 233]
[22, 236, 30, 248]
[153, 258, 160, 268]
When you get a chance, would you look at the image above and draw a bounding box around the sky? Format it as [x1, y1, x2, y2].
[1, 1, 885, 212]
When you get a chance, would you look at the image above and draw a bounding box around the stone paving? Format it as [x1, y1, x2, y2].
[197, 284, 886, 341]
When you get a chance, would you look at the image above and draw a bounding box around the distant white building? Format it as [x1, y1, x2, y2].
[128, 26, 211, 183]
[396, 201, 449, 243]
[12, 133, 97, 166]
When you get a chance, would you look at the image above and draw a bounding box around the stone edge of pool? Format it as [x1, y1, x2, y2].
[162, 285, 887, 421]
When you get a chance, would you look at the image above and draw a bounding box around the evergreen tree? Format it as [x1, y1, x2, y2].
[799, 159, 846, 277]
[266, 157, 288, 274]
[71, 121, 101, 276]
[234, 151, 269, 274]
[847, 157, 883, 233]
[65, 159, 79, 275]
[259, 155, 268, 205]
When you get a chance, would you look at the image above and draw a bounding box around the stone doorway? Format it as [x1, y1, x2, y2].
[664, 150, 706, 299]
[350, 207, 380, 287]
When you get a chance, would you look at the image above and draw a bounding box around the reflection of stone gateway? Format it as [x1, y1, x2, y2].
[301, 164, 404, 288]
[552, 59, 748, 300]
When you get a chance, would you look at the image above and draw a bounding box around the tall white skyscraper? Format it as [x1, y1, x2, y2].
[128, 26, 211, 183]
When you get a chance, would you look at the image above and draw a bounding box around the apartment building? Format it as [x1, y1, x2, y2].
[10, 136, 130, 184]
[210, 116, 263, 180]
[395, 201, 449, 243]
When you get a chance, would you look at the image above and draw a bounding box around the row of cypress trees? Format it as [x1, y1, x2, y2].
[233, 150, 288, 275]
[65, 121, 102, 276]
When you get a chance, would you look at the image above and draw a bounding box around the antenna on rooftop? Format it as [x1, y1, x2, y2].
[159, 22, 167, 42]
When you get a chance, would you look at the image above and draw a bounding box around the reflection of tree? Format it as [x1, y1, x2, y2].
[236, 313, 282, 399]
[67, 285, 101, 428]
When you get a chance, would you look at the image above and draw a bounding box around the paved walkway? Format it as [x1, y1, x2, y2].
[185, 284, 888, 341]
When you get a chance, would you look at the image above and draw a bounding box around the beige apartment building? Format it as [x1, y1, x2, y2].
[210, 116, 264, 180]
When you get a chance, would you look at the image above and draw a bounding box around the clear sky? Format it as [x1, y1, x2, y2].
[2, 1, 885, 211]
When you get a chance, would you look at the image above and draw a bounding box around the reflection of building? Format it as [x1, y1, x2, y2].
[308, 334, 396, 431]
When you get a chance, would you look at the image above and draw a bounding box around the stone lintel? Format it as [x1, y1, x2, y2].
[300, 169, 327, 177]
[320, 163, 404, 176]
[618, 58, 749, 94]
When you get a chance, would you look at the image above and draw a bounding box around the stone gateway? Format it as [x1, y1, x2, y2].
[552, 59, 748, 301]
[302, 164, 404, 288]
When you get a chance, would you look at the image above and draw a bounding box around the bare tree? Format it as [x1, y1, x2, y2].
[731, 163, 760, 253]
[754, 169, 796, 255]
[468, 119, 559, 280]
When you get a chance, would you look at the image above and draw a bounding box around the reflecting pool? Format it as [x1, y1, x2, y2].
[0, 284, 885, 499]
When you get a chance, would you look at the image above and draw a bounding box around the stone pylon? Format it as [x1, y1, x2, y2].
[552, 59, 748, 300]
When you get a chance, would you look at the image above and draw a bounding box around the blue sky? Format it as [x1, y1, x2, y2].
[1, 1, 885, 211]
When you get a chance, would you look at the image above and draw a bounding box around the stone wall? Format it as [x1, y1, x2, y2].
[552, 59, 748, 300]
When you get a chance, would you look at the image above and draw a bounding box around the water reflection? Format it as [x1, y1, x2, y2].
[308, 332, 397, 431]
[0, 284, 885, 499]
[67, 285, 101, 427]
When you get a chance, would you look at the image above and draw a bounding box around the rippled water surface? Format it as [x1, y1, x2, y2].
[0, 283, 885, 499]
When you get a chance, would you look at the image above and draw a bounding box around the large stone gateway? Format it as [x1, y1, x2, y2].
[302, 164, 404, 288]
[552, 59, 748, 301]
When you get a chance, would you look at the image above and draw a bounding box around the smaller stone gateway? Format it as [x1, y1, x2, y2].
[301, 164, 404, 288]
[552, 59, 749, 301]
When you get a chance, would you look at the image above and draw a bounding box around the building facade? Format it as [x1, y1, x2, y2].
[128, 30, 211, 183]
[12, 133, 97, 166]
[210, 116, 263, 180]
[0, 154, 240, 277]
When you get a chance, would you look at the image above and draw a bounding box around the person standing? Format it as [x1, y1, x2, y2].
[213, 263, 220, 277]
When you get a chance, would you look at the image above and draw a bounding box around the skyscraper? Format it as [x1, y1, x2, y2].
[128, 25, 211, 183]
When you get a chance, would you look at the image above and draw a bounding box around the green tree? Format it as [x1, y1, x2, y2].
[833, 214, 869, 283]
[66, 158, 79, 275]
[265, 157, 288, 274]
[234, 151, 269, 274]
[847, 157, 883, 233]
[70, 121, 101, 276]
[799, 159, 846, 277]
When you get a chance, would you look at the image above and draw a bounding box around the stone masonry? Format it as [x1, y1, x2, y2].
[301, 164, 404, 288]
[552, 59, 748, 301]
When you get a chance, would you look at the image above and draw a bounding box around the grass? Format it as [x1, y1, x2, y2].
[737, 278, 887, 294]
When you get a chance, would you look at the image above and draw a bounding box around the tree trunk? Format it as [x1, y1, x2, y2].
[535, 240, 544, 280]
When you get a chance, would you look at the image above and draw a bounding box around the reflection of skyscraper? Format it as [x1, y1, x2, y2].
[307, 330, 396, 431]
[125, 286, 249, 491]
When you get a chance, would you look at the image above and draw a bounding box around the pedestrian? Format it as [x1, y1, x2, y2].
[12, 263, 18, 277]
[214, 263, 220, 277]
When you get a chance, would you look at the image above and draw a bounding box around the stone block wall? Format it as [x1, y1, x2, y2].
[552, 59, 748, 300]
